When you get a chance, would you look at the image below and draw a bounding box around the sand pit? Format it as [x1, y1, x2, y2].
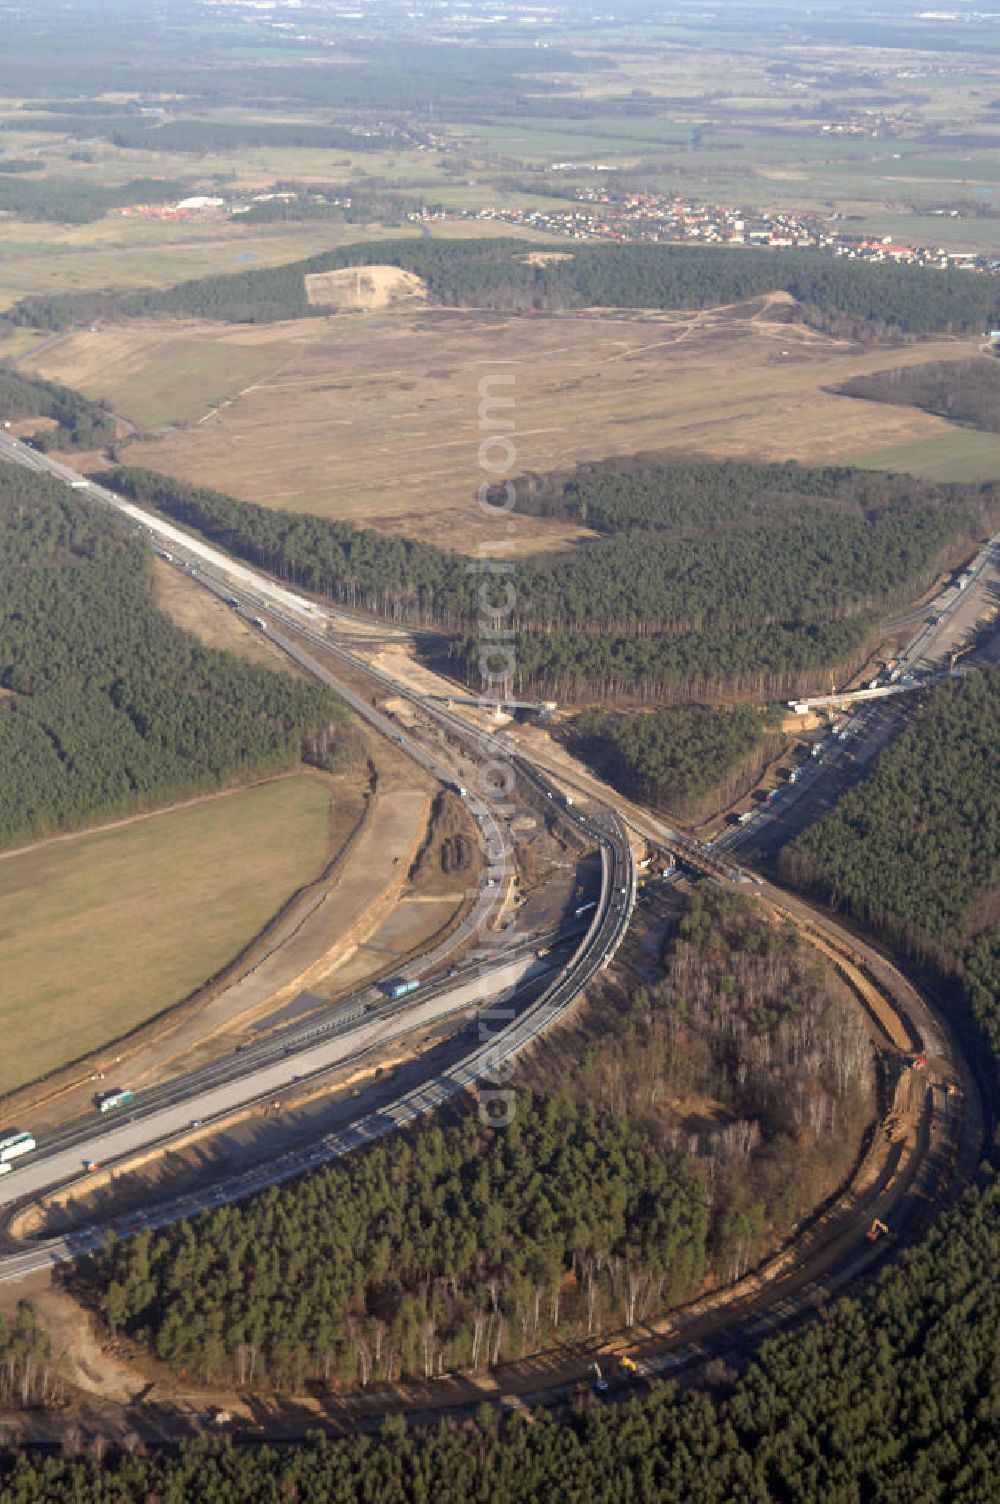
[305, 264, 428, 311]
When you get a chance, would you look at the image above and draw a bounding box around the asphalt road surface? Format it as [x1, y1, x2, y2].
[0, 953, 545, 1214]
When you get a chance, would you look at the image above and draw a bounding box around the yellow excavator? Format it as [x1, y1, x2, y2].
[867, 1218, 890, 1243]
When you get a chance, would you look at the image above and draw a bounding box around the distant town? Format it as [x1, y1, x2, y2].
[441, 187, 999, 274]
[115, 181, 1000, 276]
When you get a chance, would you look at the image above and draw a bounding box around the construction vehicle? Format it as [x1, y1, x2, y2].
[867, 1218, 889, 1243]
[591, 1362, 608, 1393]
[619, 1355, 640, 1376]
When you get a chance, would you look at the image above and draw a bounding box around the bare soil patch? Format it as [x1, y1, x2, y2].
[0, 1273, 139, 1405]
[305, 264, 428, 311]
[519, 250, 576, 266]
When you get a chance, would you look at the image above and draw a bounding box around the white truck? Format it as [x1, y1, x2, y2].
[0, 1132, 36, 1163]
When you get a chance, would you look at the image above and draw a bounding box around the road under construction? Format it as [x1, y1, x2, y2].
[0, 431, 991, 1439]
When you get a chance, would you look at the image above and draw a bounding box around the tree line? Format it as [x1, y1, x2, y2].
[11, 235, 1000, 333]
[104, 460, 996, 705]
[0, 365, 116, 450]
[86, 1091, 710, 1389]
[6, 1079, 1000, 1499]
[590, 887, 871, 1283]
[0, 1303, 66, 1411]
[781, 665, 1000, 1081]
[0, 7, 595, 113]
[237, 184, 418, 227]
[0, 174, 189, 225]
[0, 464, 348, 847]
[1, 116, 402, 155]
[839, 356, 1000, 434]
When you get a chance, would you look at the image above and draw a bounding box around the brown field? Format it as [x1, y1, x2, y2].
[0, 776, 334, 1097]
[22, 294, 988, 554]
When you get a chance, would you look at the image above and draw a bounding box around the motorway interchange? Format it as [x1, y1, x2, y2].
[0, 431, 993, 1414]
[0, 431, 636, 1280]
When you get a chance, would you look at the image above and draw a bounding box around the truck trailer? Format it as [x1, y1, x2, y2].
[97, 1088, 135, 1113]
[0, 1132, 36, 1163]
[386, 979, 421, 1001]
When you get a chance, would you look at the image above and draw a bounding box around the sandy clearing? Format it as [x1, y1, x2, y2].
[305, 264, 428, 310]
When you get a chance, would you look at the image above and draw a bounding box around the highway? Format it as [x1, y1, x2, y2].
[0, 434, 636, 1274]
[0, 951, 550, 1218]
[0, 431, 983, 1430]
[0, 819, 632, 1279]
[0, 937, 553, 1207]
[788, 531, 1000, 713]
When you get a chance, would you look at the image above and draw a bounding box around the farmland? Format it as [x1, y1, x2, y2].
[0, 775, 334, 1097]
[0, 219, 399, 316]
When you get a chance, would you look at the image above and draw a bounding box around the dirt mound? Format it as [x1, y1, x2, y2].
[755, 290, 802, 323]
[714, 291, 800, 324]
[408, 791, 476, 889]
[440, 833, 472, 875]
[304, 265, 428, 311]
